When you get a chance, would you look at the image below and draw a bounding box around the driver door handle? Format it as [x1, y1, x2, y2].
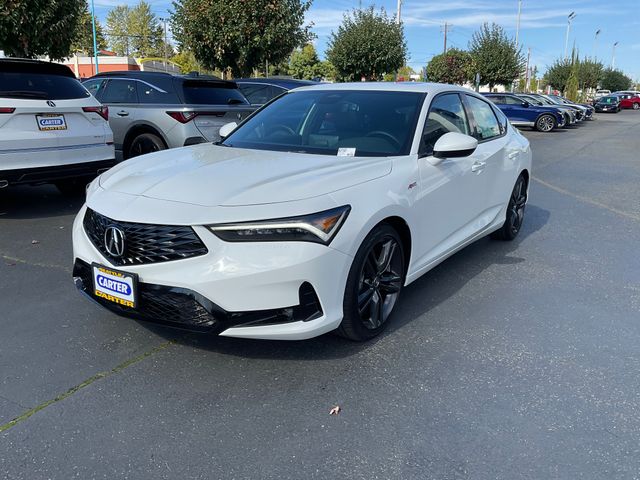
[471, 160, 486, 173]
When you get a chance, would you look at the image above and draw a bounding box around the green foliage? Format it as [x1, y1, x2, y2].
[172, 0, 312, 78]
[426, 49, 474, 85]
[517, 77, 526, 93]
[0, 0, 84, 59]
[544, 59, 572, 93]
[71, 2, 107, 55]
[289, 44, 324, 80]
[326, 7, 407, 82]
[578, 58, 603, 91]
[106, 1, 164, 57]
[600, 68, 633, 92]
[469, 23, 524, 90]
[172, 50, 208, 74]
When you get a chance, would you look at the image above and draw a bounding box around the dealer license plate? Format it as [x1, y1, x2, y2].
[36, 114, 67, 131]
[92, 264, 137, 309]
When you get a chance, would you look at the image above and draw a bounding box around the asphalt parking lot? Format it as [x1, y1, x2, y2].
[1, 111, 640, 479]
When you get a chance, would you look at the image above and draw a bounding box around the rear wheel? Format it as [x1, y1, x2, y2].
[491, 175, 527, 241]
[633, 103, 639, 110]
[535, 114, 556, 132]
[127, 133, 166, 159]
[338, 224, 405, 341]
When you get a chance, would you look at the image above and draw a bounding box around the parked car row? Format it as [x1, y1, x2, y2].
[483, 92, 595, 132]
[592, 91, 640, 113]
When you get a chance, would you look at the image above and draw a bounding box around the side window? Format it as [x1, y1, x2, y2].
[137, 82, 179, 104]
[420, 93, 470, 156]
[83, 79, 108, 100]
[488, 95, 504, 104]
[504, 96, 523, 105]
[465, 95, 502, 141]
[268, 85, 287, 100]
[238, 84, 272, 105]
[100, 79, 139, 104]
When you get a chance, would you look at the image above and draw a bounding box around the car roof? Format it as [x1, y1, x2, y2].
[292, 82, 474, 95]
[0, 58, 75, 78]
[235, 77, 320, 89]
[89, 70, 236, 86]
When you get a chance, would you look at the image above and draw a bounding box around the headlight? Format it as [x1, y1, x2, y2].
[207, 205, 351, 245]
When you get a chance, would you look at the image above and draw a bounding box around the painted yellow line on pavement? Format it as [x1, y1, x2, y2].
[0, 341, 174, 434]
[532, 176, 640, 222]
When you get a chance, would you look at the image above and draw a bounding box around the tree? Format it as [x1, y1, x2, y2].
[289, 44, 324, 80]
[529, 66, 539, 93]
[565, 56, 579, 101]
[469, 23, 524, 90]
[172, 0, 312, 78]
[71, 2, 107, 55]
[106, 5, 133, 55]
[106, 1, 163, 57]
[426, 49, 474, 85]
[600, 68, 632, 92]
[0, 0, 83, 59]
[578, 58, 603, 91]
[326, 7, 407, 82]
[543, 59, 572, 93]
[129, 1, 163, 57]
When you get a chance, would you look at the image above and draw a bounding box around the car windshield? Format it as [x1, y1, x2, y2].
[521, 96, 542, 105]
[600, 96, 617, 104]
[222, 90, 425, 157]
[0, 72, 90, 100]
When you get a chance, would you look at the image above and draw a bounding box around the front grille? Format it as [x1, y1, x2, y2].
[73, 260, 218, 330]
[83, 208, 208, 266]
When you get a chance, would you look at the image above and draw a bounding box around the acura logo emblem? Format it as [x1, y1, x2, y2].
[104, 226, 126, 257]
[47, 100, 56, 108]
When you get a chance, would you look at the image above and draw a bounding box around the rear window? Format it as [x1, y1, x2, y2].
[180, 80, 248, 105]
[0, 72, 90, 100]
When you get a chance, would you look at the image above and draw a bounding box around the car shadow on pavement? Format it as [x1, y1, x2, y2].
[146, 204, 551, 360]
[0, 185, 84, 219]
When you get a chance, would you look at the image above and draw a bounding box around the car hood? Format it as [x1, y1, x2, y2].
[98, 144, 393, 207]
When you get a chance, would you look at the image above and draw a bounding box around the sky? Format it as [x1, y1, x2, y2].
[92, 0, 640, 81]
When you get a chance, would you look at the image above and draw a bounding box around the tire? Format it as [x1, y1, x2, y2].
[633, 103, 639, 110]
[127, 133, 166, 159]
[55, 177, 92, 196]
[337, 224, 405, 341]
[491, 174, 527, 241]
[535, 114, 556, 132]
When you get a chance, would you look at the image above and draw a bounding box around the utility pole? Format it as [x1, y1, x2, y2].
[442, 22, 450, 54]
[90, 0, 99, 74]
[593, 29, 601, 60]
[611, 41, 619, 69]
[160, 18, 168, 72]
[396, 0, 402, 24]
[515, 0, 522, 51]
[564, 11, 576, 60]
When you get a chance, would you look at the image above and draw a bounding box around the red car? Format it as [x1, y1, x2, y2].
[618, 94, 640, 110]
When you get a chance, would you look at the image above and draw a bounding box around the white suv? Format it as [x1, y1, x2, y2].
[0, 59, 115, 194]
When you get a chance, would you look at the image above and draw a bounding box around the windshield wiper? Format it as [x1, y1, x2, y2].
[0, 90, 49, 99]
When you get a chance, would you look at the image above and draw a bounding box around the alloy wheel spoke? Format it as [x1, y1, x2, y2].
[358, 287, 375, 313]
[369, 290, 382, 328]
[376, 240, 397, 275]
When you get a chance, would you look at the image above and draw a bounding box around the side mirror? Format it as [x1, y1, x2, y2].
[521, 101, 530, 108]
[430, 132, 478, 164]
[219, 122, 238, 139]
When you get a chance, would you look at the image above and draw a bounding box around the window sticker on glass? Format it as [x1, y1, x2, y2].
[338, 148, 356, 157]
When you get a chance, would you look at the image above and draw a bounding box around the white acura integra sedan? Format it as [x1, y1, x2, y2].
[72, 83, 531, 341]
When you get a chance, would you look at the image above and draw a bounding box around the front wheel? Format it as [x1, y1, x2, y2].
[633, 103, 639, 110]
[535, 114, 556, 132]
[491, 175, 527, 241]
[338, 225, 405, 341]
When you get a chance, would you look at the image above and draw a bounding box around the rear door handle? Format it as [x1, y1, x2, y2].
[116, 110, 129, 117]
[508, 151, 519, 160]
[471, 161, 486, 173]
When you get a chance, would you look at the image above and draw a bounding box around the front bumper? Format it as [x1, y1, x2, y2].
[72, 205, 352, 340]
[1, 159, 117, 186]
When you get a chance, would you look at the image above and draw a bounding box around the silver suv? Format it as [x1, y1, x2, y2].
[83, 72, 255, 160]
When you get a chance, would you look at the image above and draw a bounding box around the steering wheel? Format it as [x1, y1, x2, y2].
[365, 131, 401, 149]
[266, 124, 296, 137]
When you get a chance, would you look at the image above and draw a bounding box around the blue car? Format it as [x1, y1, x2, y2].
[235, 78, 320, 106]
[483, 93, 565, 132]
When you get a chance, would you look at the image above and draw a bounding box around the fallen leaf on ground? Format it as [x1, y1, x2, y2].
[31, 240, 40, 245]
[329, 405, 341, 415]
